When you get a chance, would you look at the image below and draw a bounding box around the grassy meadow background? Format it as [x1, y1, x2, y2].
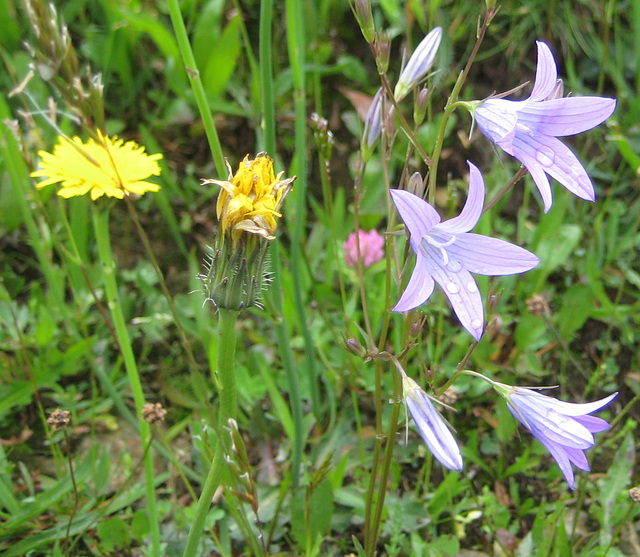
[1, 0, 639, 555]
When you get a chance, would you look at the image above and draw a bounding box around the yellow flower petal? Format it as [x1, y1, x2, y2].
[31, 131, 162, 200]
[202, 153, 295, 244]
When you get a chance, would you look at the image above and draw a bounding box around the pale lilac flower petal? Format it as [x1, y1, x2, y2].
[563, 446, 590, 471]
[517, 97, 617, 136]
[509, 401, 594, 449]
[439, 162, 484, 234]
[445, 234, 540, 275]
[475, 40, 616, 212]
[363, 87, 383, 149]
[512, 133, 595, 204]
[390, 189, 441, 251]
[573, 415, 611, 433]
[520, 391, 618, 417]
[474, 99, 518, 149]
[426, 263, 484, 340]
[498, 386, 617, 490]
[403, 374, 463, 471]
[536, 435, 577, 489]
[393, 253, 435, 312]
[529, 41, 558, 101]
[391, 164, 538, 339]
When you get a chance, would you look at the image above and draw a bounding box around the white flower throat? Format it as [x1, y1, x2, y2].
[421, 229, 457, 266]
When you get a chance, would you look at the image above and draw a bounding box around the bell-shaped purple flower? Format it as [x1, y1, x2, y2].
[494, 384, 618, 489]
[475, 41, 616, 212]
[401, 371, 463, 471]
[391, 162, 539, 340]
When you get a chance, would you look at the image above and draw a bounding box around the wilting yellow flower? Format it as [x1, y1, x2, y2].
[199, 153, 295, 310]
[31, 131, 163, 200]
[203, 154, 295, 243]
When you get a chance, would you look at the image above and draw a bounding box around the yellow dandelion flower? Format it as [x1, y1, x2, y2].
[203, 154, 295, 243]
[31, 131, 163, 200]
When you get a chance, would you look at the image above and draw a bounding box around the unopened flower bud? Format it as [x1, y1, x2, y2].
[384, 104, 395, 137]
[394, 27, 442, 101]
[310, 113, 334, 160]
[361, 87, 383, 156]
[401, 370, 463, 471]
[414, 86, 429, 125]
[345, 338, 367, 357]
[353, 0, 375, 43]
[407, 171, 425, 198]
[373, 31, 391, 75]
[409, 315, 423, 338]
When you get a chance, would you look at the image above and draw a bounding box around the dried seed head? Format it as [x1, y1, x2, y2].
[47, 408, 71, 431]
[526, 292, 551, 316]
[142, 402, 167, 426]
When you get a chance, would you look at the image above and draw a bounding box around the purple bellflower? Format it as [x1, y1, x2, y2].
[391, 162, 539, 340]
[494, 383, 618, 489]
[475, 41, 616, 212]
[401, 370, 463, 471]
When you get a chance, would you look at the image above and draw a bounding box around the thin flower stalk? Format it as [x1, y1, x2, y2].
[92, 206, 161, 556]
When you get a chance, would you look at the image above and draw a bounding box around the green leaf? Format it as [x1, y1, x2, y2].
[131, 509, 150, 542]
[597, 431, 635, 546]
[290, 479, 334, 552]
[557, 284, 593, 340]
[203, 14, 243, 98]
[97, 516, 131, 552]
[426, 471, 465, 522]
[535, 224, 582, 274]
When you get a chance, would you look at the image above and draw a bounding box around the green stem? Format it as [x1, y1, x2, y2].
[182, 308, 239, 557]
[123, 196, 203, 380]
[286, 0, 321, 418]
[362, 146, 402, 552]
[428, 6, 495, 203]
[91, 204, 160, 557]
[166, 0, 226, 176]
[259, 0, 304, 489]
[368, 370, 403, 555]
[260, 0, 276, 154]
